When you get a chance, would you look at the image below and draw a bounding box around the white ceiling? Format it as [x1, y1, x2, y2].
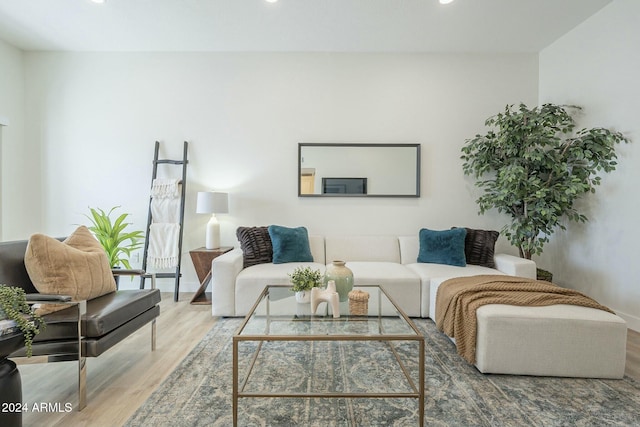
[0, 0, 612, 53]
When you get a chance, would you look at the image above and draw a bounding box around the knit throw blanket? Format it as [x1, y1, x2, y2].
[435, 275, 614, 365]
[147, 178, 181, 269]
[147, 223, 181, 269]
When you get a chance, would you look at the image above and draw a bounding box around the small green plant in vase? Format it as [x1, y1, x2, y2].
[288, 267, 322, 303]
[0, 284, 45, 357]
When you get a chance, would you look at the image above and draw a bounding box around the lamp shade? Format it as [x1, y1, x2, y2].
[196, 191, 229, 214]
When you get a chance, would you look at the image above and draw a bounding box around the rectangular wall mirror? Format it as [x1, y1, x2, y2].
[298, 143, 421, 197]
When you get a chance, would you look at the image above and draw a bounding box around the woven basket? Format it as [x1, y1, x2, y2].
[348, 290, 370, 316]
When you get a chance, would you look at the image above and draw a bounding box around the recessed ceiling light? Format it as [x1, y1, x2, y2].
[439, 0, 454, 4]
[265, 0, 278, 3]
[91, 0, 105, 3]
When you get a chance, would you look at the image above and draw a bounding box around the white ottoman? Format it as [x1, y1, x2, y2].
[475, 304, 627, 378]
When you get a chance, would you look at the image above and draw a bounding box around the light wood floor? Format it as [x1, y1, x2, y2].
[12, 294, 640, 427]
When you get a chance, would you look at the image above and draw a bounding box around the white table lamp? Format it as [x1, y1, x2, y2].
[196, 191, 229, 249]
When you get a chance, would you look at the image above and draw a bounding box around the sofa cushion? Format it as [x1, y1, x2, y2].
[406, 263, 504, 318]
[344, 261, 421, 317]
[417, 228, 466, 267]
[235, 261, 326, 315]
[307, 235, 326, 265]
[475, 304, 627, 378]
[325, 235, 401, 263]
[236, 226, 273, 268]
[457, 227, 499, 269]
[24, 226, 116, 313]
[426, 270, 506, 319]
[268, 225, 314, 264]
[398, 235, 420, 265]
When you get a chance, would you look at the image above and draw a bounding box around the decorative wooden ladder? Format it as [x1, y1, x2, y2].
[139, 141, 189, 301]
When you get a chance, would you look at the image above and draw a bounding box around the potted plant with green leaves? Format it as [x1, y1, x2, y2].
[0, 285, 45, 357]
[288, 266, 322, 303]
[85, 206, 145, 270]
[461, 103, 629, 280]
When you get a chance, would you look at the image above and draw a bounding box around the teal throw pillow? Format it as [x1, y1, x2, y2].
[417, 228, 467, 267]
[267, 225, 314, 264]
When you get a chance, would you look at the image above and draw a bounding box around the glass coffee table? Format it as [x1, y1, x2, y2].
[233, 285, 425, 426]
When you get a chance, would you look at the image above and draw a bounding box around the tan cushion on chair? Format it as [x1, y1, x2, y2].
[25, 225, 116, 313]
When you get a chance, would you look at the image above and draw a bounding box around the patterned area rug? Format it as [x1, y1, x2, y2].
[126, 318, 640, 426]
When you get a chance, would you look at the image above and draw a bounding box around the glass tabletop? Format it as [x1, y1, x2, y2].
[235, 285, 421, 339]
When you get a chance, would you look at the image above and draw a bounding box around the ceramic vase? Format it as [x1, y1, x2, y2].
[311, 280, 340, 318]
[295, 290, 311, 303]
[324, 260, 353, 302]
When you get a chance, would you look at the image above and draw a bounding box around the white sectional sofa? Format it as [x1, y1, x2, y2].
[210, 232, 627, 378]
[210, 234, 534, 318]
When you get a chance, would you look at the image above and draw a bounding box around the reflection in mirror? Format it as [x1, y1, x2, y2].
[298, 143, 420, 197]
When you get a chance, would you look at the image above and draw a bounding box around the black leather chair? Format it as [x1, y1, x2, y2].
[0, 238, 161, 412]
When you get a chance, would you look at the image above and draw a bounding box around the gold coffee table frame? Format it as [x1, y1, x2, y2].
[232, 285, 425, 426]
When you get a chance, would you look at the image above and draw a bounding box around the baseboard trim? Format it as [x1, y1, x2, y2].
[617, 309, 640, 332]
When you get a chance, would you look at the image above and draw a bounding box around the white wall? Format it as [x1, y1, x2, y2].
[20, 52, 538, 293]
[0, 39, 40, 240]
[539, 0, 640, 329]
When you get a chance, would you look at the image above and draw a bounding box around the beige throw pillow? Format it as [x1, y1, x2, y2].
[25, 225, 116, 313]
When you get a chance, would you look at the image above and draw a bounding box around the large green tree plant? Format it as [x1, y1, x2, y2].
[461, 103, 628, 262]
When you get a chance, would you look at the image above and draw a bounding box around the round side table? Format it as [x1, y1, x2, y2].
[0, 333, 25, 427]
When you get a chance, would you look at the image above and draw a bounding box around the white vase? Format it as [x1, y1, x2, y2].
[295, 290, 311, 303]
[311, 280, 340, 318]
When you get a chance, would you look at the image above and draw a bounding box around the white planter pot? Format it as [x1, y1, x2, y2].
[295, 290, 311, 303]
